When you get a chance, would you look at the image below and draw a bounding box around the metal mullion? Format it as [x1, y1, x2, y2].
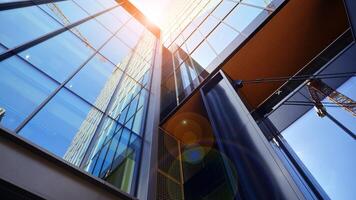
[14, 11, 124, 133]
[171, 46, 180, 105]
[133, 38, 158, 196]
[0, 0, 67, 11]
[0, 4, 119, 62]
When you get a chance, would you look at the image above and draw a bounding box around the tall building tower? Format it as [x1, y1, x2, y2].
[0, 0, 355, 200]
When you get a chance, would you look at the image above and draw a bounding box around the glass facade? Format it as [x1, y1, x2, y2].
[160, 0, 284, 119]
[0, 0, 157, 195]
[0, 1, 354, 200]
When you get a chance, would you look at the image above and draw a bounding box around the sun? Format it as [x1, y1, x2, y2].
[129, 0, 171, 28]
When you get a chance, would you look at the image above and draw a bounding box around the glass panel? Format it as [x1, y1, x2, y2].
[72, 19, 112, 50]
[325, 77, 356, 134]
[19, 31, 94, 83]
[243, 0, 274, 9]
[185, 31, 204, 53]
[97, 0, 118, 9]
[0, 6, 61, 48]
[132, 107, 144, 134]
[224, 4, 263, 32]
[211, 0, 236, 20]
[66, 54, 122, 111]
[207, 23, 239, 54]
[282, 78, 356, 200]
[110, 6, 132, 23]
[99, 37, 132, 70]
[191, 41, 217, 71]
[73, 0, 106, 15]
[19, 89, 103, 164]
[0, 56, 57, 130]
[39, 1, 89, 25]
[199, 15, 220, 37]
[115, 27, 141, 49]
[96, 11, 123, 33]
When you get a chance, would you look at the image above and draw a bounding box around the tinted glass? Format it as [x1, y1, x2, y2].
[99, 37, 132, 69]
[19, 31, 94, 83]
[20, 89, 103, 160]
[66, 54, 122, 111]
[0, 56, 57, 130]
[0, 6, 61, 48]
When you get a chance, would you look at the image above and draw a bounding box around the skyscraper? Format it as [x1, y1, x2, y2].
[0, 0, 355, 199]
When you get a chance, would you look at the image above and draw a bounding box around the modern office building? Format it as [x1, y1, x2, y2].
[0, 0, 355, 200]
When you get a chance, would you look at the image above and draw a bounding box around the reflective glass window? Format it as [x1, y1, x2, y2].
[110, 6, 132, 24]
[19, 89, 103, 160]
[96, 12, 123, 33]
[71, 18, 112, 50]
[0, 56, 57, 130]
[282, 78, 356, 200]
[0, 6, 61, 48]
[97, 0, 118, 9]
[199, 15, 220, 37]
[207, 23, 239, 54]
[19, 31, 94, 83]
[66, 54, 122, 111]
[185, 31, 204, 53]
[99, 37, 132, 69]
[191, 41, 217, 71]
[73, 0, 106, 15]
[211, 0, 236, 20]
[243, 0, 273, 9]
[224, 4, 263, 32]
[39, 1, 89, 25]
[116, 27, 141, 48]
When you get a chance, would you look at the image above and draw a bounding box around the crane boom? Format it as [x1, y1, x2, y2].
[307, 79, 356, 117]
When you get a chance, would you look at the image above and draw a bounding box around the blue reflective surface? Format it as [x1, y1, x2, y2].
[66, 54, 121, 111]
[20, 89, 102, 158]
[0, 6, 61, 48]
[19, 31, 94, 83]
[282, 78, 356, 200]
[0, 56, 57, 130]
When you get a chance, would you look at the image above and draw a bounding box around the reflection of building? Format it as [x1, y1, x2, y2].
[0, 0, 355, 200]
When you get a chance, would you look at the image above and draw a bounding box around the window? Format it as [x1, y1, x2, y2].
[19, 89, 103, 160]
[71, 18, 112, 50]
[0, 6, 61, 48]
[191, 41, 217, 71]
[281, 78, 356, 200]
[207, 23, 239, 54]
[66, 54, 122, 111]
[224, 4, 264, 33]
[0, 56, 57, 130]
[39, 1, 89, 26]
[73, 0, 106, 15]
[99, 37, 132, 69]
[19, 31, 94, 83]
[96, 11, 123, 33]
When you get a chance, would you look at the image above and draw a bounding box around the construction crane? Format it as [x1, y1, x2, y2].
[307, 79, 356, 117]
[0, 107, 5, 122]
[46, 3, 90, 46]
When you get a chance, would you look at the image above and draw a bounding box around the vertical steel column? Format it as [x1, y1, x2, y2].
[200, 71, 306, 200]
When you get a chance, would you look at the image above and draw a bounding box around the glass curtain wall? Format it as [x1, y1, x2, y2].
[160, 0, 285, 119]
[0, 0, 157, 195]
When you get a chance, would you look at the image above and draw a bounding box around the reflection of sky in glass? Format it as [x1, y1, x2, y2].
[282, 77, 356, 200]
